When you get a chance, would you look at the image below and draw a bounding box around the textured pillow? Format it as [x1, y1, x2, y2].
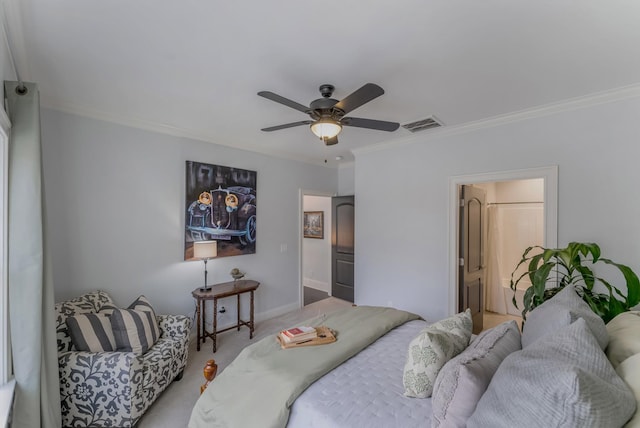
[521, 285, 608, 350]
[66, 313, 117, 352]
[403, 309, 472, 398]
[607, 311, 640, 368]
[432, 320, 521, 428]
[110, 296, 160, 355]
[468, 318, 636, 428]
[615, 353, 640, 427]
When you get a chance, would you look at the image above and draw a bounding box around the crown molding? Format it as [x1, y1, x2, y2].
[39, 97, 340, 168]
[40, 81, 640, 168]
[353, 82, 640, 157]
[338, 161, 355, 170]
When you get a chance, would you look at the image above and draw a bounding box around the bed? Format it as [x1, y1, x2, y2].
[189, 291, 640, 428]
[188, 306, 424, 428]
[287, 319, 430, 427]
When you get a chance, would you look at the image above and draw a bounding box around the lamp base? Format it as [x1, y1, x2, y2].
[200, 285, 212, 292]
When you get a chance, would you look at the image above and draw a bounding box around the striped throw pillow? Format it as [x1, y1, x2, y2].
[110, 296, 160, 355]
[98, 302, 119, 316]
[66, 313, 117, 352]
[128, 295, 161, 342]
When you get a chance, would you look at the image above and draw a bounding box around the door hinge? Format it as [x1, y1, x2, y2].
[459, 258, 465, 267]
[459, 199, 465, 207]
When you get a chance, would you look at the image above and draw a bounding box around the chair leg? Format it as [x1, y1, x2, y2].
[174, 369, 185, 381]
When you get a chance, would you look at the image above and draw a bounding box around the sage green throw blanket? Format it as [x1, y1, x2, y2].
[188, 306, 420, 428]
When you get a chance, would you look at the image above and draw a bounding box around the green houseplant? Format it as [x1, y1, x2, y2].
[510, 242, 640, 322]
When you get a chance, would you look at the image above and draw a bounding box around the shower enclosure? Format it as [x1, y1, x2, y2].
[480, 180, 544, 316]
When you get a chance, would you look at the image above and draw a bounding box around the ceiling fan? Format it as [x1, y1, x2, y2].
[258, 83, 399, 146]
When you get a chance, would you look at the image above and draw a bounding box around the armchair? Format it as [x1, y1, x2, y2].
[55, 291, 191, 427]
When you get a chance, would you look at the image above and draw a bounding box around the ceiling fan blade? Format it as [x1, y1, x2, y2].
[261, 120, 312, 132]
[333, 83, 385, 114]
[323, 136, 339, 146]
[342, 117, 400, 132]
[257, 91, 309, 113]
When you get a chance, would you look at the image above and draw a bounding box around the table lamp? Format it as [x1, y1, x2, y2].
[194, 240, 217, 291]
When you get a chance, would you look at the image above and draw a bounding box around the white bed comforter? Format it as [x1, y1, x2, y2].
[288, 319, 432, 427]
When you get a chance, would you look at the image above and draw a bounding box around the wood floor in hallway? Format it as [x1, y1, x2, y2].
[483, 310, 522, 331]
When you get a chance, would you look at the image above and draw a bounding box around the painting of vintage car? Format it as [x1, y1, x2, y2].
[185, 161, 257, 259]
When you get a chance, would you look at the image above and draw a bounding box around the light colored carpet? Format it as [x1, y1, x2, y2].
[137, 297, 352, 428]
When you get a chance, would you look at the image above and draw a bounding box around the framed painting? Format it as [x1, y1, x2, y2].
[185, 161, 257, 259]
[303, 211, 324, 239]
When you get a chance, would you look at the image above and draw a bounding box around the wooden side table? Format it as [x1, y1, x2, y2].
[192, 279, 259, 353]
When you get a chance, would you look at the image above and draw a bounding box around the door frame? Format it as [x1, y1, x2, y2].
[448, 166, 559, 316]
[298, 189, 336, 308]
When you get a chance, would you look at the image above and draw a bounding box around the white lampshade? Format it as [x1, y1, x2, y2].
[310, 119, 342, 139]
[193, 241, 217, 259]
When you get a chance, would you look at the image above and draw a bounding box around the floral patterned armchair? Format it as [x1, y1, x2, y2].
[55, 291, 192, 427]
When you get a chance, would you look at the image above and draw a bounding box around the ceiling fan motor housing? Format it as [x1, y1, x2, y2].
[309, 84, 344, 120]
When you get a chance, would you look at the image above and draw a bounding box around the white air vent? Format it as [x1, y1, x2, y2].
[402, 116, 443, 133]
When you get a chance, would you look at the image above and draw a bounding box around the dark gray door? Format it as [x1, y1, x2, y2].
[459, 185, 485, 334]
[332, 195, 355, 302]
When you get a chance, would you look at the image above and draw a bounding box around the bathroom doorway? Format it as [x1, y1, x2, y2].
[449, 167, 558, 330]
[475, 179, 544, 329]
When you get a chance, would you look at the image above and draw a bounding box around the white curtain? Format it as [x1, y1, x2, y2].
[485, 205, 506, 314]
[5, 81, 61, 427]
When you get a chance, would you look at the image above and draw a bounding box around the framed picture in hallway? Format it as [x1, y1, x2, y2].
[184, 161, 257, 259]
[303, 211, 324, 239]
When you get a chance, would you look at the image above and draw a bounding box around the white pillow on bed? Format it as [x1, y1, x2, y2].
[402, 309, 472, 398]
[468, 318, 636, 428]
[606, 311, 640, 369]
[431, 320, 521, 428]
[616, 353, 640, 427]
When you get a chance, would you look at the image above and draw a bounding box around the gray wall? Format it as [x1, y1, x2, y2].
[41, 109, 338, 322]
[338, 164, 355, 196]
[354, 95, 640, 322]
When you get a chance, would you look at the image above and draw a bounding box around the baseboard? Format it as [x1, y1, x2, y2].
[303, 278, 330, 293]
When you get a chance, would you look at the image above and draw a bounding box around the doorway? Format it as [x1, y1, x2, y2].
[449, 167, 558, 328]
[301, 192, 333, 306]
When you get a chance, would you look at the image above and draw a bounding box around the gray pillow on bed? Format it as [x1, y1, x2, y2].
[520, 285, 608, 350]
[431, 320, 521, 428]
[467, 318, 636, 428]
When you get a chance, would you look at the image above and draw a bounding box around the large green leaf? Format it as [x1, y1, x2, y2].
[602, 258, 640, 307]
[510, 241, 639, 322]
[521, 286, 536, 319]
[575, 265, 595, 290]
[532, 262, 554, 298]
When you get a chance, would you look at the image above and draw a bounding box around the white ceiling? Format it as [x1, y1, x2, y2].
[9, 0, 640, 165]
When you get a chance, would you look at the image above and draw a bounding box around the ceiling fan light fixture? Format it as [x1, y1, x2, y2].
[310, 119, 342, 140]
